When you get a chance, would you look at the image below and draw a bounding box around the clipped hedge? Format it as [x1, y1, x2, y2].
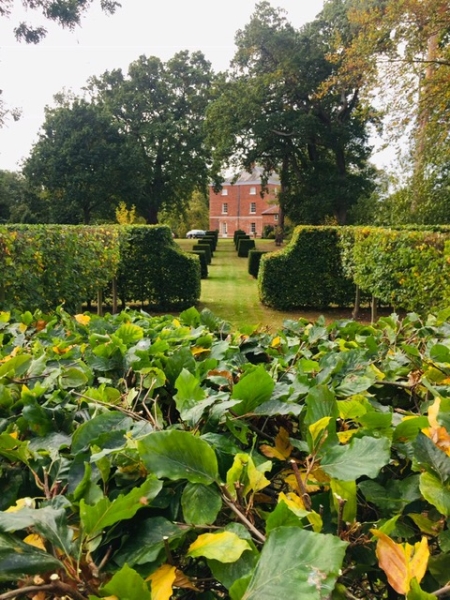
[197, 238, 215, 256]
[0, 225, 120, 312]
[351, 227, 450, 313]
[259, 226, 355, 310]
[237, 238, 256, 258]
[117, 225, 200, 309]
[248, 249, 268, 278]
[191, 250, 209, 278]
[193, 242, 211, 264]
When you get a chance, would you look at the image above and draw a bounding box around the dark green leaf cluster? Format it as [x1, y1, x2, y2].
[0, 307, 450, 597]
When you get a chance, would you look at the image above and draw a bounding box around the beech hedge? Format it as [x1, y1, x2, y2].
[0, 225, 201, 313]
[259, 226, 355, 310]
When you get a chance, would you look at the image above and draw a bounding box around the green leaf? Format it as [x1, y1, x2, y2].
[71, 412, 133, 454]
[0, 506, 75, 557]
[330, 479, 357, 523]
[101, 563, 151, 600]
[242, 527, 347, 599]
[231, 366, 275, 416]
[419, 471, 450, 516]
[114, 517, 185, 567]
[319, 436, 391, 481]
[407, 578, 437, 599]
[0, 533, 64, 581]
[188, 531, 251, 562]
[80, 476, 162, 537]
[138, 430, 219, 485]
[181, 482, 222, 525]
[115, 322, 144, 344]
[0, 354, 32, 379]
[58, 366, 89, 389]
[413, 432, 450, 483]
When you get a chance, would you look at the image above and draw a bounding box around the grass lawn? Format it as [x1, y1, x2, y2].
[176, 237, 366, 332]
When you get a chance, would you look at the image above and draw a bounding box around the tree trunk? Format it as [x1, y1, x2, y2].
[145, 205, 159, 224]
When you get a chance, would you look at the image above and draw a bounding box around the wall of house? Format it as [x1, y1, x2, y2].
[209, 182, 279, 238]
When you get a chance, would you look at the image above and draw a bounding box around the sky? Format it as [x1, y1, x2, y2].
[0, 0, 391, 173]
[0, 0, 328, 171]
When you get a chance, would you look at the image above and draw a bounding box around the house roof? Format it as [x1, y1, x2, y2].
[222, 166, 280, 186]
[261, 205, 279, 215]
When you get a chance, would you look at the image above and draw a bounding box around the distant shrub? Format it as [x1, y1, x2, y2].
[248, 249, 268, 278]
[238, 238, 256, 258]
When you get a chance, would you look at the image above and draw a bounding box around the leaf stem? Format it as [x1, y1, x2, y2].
[220, 484, 266, 543]
[289, 459, 312, 511]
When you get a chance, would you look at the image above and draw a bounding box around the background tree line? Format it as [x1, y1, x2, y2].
[0, 0, 449, 229]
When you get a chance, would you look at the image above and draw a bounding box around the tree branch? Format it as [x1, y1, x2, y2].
[220, 484, 266, 543]
[0, 581, 88, 600]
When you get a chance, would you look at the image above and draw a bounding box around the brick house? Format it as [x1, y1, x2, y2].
[209, 167, 280, 238]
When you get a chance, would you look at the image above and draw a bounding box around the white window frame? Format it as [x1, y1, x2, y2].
[249, 186, 257, 195]
[250, 222, 256, 233]
[222, 222, 228, 235]
[274, 214, 279, 222]
[221, 188, 228, 196]
[250, 202, 256, 214]
[222, 202, 228, 214]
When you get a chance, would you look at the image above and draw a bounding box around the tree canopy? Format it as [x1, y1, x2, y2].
[23, 98, 133, 224]
[206, 1, 376, 226]
[87, 51, 215, 224]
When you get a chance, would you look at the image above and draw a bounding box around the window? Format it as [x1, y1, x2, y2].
[222, 222, 228, 235]
[274, 214, 279, 222]
[250, 202, 256, 214]
[249, 186, 256, 195]
[221, 188, 228, 196]
[222, 202, 228, 214]
[250, 222, 256, 234]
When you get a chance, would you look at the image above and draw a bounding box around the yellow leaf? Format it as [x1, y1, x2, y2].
[337, 429, 359, 444]
[187, 531, 251, 562]
[74, 314, 91, 325]
[191, 346, 210, 356]
[260, 427, 292, 460]
[172, 318, 181, 327]
[146, 564, 176, 600]
[422, 397, 450, 455]
[9, 432, 18, 439]
[24, 534, 46, 551]
[271, 336, 282, 348]
[279, 491, 307, 512]
[5, 497, 35, 512]
[371, 530, 429, 594]
[309, 416, 331, 444]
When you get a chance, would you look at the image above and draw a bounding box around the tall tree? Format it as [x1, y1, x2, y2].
[207, 1, 376, 226]
[88, 51, 214, 224]
[334, 0, 450, 213]
[23, 98, 133, 224]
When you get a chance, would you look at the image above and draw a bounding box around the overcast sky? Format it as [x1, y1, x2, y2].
[0, 1, 392, 174]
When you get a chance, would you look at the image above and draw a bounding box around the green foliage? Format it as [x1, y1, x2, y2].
[237, 238, 256, 258]
[191, 250, 208, 278]
[1, 307, 450, 597]
[116, 225, 201, 310]
[192, 242, 211, 264]
[24, 99, 134, 224]
[89, 51, 214, 224]
[0, 225, 120, 312]
[248, 249, 268, 278]
[351, 227, 450, 313]
[259, 226, 355, 309]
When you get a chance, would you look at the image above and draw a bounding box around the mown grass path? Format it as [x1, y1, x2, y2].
[177, 237, 333, 331]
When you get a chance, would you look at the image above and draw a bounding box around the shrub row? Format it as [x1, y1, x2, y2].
[259, 227, 355, 310]
[259, 225, 450, 315]
[0, 225, 200, 312]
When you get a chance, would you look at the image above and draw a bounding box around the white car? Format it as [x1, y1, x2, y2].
[186, 229, 206, 239]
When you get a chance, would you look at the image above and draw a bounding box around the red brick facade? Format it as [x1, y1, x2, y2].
[209, 168, 280, 238]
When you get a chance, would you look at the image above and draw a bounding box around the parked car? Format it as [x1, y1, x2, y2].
[186, 229, 206, 239]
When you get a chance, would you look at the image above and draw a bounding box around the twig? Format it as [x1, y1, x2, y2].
[163, 536, 174, 565]
[289, 459, 312, 511]
[434, 584, 450, 597]
[220, 485, 266, 544]
[0, 581, 88, 600]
